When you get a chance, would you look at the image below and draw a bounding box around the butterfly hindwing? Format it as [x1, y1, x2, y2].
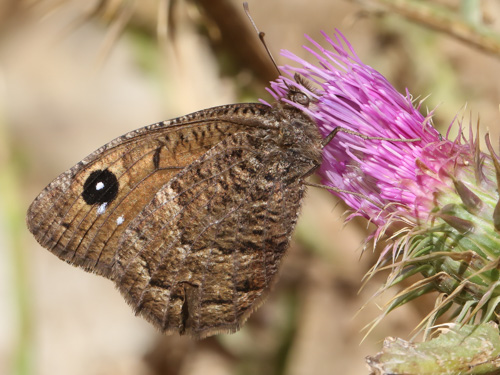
[113, 130, 306, 337]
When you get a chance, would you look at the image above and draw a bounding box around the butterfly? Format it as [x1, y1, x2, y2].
[26, 91, 325, 338]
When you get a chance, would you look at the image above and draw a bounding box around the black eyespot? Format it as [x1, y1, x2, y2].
[82, 169, 119, 205]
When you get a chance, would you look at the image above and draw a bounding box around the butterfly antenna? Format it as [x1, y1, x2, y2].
[243, 2, 282, 79]
[243, 2, 306, 101]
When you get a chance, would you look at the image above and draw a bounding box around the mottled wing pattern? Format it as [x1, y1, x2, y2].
[26, 100, 322, 338]
[114, 130, 305, 338]
[26, 104, 274, 278]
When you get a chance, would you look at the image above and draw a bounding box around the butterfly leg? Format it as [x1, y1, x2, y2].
[303, 181, 382, 208]
[322, 126, 421, 148]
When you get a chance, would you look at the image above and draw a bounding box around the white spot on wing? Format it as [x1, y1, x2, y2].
[97, 202, 107, 215]
[96, 181, 105, 190]
[116, 216, 124, 225]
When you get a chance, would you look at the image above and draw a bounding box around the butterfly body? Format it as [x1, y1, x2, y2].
[27, 101, 323, 338]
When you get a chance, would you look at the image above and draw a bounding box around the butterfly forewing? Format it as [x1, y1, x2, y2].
[27, 104, 272, 275]
[26, 101, 324, 337]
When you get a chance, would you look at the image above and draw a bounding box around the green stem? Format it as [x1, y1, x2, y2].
[0, 118, 33, 375]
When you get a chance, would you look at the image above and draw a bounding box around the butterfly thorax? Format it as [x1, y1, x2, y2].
[272, 104, 323, 176]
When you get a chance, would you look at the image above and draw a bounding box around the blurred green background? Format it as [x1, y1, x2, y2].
[1, 1, 500, 375]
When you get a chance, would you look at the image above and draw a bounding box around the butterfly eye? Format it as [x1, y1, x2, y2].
[290, 91, 310, 107]
[82, 169, 119, 205]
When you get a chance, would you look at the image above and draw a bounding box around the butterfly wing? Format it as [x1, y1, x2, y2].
[27, 103, 276, 277]
[27, 102, 312, 338]
[113, 130, 306, 338]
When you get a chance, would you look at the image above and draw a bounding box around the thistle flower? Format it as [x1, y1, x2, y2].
[267, 31, 500, 329]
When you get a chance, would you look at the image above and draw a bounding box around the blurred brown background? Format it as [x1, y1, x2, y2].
[1, 1, 500, 375]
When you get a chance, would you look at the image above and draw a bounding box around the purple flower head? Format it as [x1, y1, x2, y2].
[267, 31, 443, 229]
[265, 31, 500, 328]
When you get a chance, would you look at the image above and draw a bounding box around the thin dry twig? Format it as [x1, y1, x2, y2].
[360, 0, 500, 57]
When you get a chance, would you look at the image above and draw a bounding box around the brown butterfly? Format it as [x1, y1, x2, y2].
[26, 94, 325, 338]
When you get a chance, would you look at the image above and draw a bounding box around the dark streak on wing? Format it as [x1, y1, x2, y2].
[153, 146, 162, 170]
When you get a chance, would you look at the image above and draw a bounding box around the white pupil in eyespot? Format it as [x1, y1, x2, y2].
[95, 182, 105, 190]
